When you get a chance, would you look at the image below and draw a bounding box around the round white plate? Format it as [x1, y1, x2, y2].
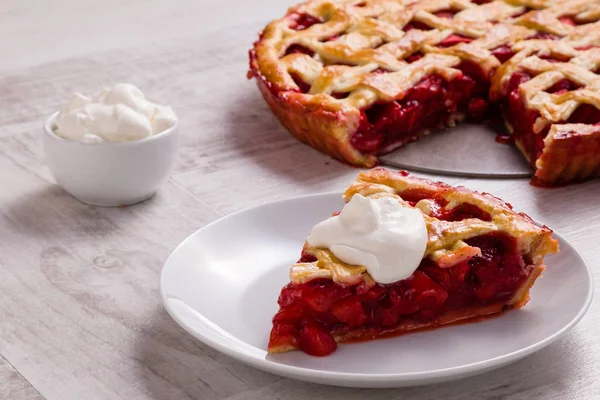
[160, 193, 593, 388]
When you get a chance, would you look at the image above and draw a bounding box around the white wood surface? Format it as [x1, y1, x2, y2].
[1, 1, 599, 399]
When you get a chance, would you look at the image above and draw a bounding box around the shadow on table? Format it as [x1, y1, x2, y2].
[224, 86, 355, 183]
[132, 305, 584, 400]
[3, 184, 157, 239]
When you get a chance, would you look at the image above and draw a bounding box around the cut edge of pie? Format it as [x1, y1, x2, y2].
[248, 0, 600, 186]
[267, 169, 559, 356]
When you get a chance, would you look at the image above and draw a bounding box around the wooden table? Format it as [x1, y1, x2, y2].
[1, 1, 599, 399]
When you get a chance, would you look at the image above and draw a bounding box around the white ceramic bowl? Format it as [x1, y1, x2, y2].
[43, 112, 179, 206]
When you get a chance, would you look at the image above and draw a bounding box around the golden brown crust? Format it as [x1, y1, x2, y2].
[268, 342, 298, 353]
[250, 0, 600, 182]
[534, 123, 600, 185]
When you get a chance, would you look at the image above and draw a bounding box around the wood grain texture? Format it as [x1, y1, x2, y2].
[1, 0, 599, 399]
[0, 356, 45, 400]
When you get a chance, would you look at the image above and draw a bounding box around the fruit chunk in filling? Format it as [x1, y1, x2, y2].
[268, 231, 530, 356]
[349, 72, 484, 154]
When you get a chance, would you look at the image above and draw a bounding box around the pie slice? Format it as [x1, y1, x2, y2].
[490, 40, 600, 185]
[268, 169, 559, 356]
[249, 0, 600, 186]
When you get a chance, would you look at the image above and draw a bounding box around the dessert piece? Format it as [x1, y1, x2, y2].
[249, 0, 600, 185]
[268, 169, 559, 356]
[490, 36, 600, 185]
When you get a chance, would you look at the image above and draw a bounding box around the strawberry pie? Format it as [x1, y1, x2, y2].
[268, 169, 559, 356]
[249, 0, 600, 186]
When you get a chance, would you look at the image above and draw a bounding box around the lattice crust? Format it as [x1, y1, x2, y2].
[254, 0, 600, 113]
[492, 46, 600, 122]
[290, 169, 558, 285]
[250, 0, 600, 179]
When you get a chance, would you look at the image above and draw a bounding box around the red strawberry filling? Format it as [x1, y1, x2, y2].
[349, 71, 485, 154]
[268, 231, 529, 356]
[438, 34, 473, 48]
[526, 32, 562, 41]
[289, 13, 322, 31]
[491, 45, 515, 63]
[285, 44, 315, 57]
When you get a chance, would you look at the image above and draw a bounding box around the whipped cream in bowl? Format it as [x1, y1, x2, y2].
[43, 84, 179, 206]
[307, 194, 428, 284]
[54, 83, 177, 144]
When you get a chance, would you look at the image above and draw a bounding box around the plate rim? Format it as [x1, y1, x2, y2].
[159, 192, 594, 385]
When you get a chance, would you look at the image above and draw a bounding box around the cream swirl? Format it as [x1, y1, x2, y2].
[54, 83, 177, 143]
[307, 194, 428, 284]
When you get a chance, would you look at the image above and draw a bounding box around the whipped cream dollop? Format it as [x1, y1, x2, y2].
[54, 83, 177, 143]
[307, 194, 428, 284]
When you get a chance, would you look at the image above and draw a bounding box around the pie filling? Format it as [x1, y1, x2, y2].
[350, 72, 483, 154]
[268, 231, 530, 356]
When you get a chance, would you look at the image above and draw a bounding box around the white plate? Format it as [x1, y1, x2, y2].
[160, 193, 593, 388]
